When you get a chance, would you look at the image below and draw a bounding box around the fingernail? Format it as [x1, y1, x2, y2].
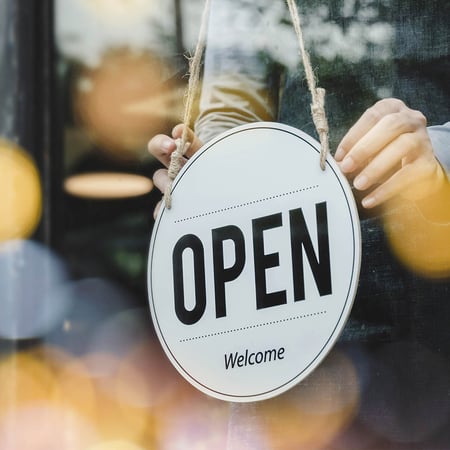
[340, 156, 355, 173]
[362, 196, 376, 208]
[334, 146, 345, 162]
[354, 174, 369, 190]
[161, 138, 174, 152]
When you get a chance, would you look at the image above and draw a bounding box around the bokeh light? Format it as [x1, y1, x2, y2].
[51, 356, 98, 424]
[86, 308, 177, 407]
[0, 404, 98, 450]
[0, 139, 42, 242]
[64, 172, 153, 199]
[74, 49, 179, 161]
[256, 349, 360, 449]
[383, 197, 450, 278]
[112, 340, 178, 409]
[5, 336, 427, 449]
[0, 352, 57, 418]
[0, 350, 95, 447]
[156, 387, 229, 450]
[87, 308, 151, 361]
[0, 240, 70, 340]
[226, 404, 270, 450]
[45, 278, 132, 355]
[85, 354, 151, 445]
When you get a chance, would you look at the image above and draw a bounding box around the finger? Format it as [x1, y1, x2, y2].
[172, 124, 203, 157]
[152, 168, 170, 193]
[147, 134, 177, 167]
[352, 133, 417, 192]
[360, 159, 429, 208]
[339, 108, 425, 175]
[335, 98, 406, 162]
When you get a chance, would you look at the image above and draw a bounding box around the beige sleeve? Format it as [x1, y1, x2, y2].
[194, 73, 278, 145]
[193, 0, 281, 145]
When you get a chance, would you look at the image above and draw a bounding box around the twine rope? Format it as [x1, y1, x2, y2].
[165, 0, 329, 208]
[286, 0, 329, 170]
[164, 0, 211, 208]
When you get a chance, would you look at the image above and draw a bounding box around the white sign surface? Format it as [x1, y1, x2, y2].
[148, 122, 361, 402]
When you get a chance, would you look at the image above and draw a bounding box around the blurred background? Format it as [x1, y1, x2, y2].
[0, 0, 449, 449]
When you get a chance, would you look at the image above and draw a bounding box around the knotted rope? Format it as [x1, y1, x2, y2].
[165, 0, 329, 208]
[164, 0, 211, 208]
[286, 0, 329, 170]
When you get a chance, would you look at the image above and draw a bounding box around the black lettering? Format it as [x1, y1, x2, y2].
[224, 347, 286, 370]
[289, 202, 332, 301]
[255, 352, 264, 364]
[264, 348, 277, 362]
[252, 213, 287, 309]
[212, 225, 246, 318]
[224, 351, 239, 369]
[172, 234, 207, 325]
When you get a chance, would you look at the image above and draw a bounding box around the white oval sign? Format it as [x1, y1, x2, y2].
[148, 122, 361, 402]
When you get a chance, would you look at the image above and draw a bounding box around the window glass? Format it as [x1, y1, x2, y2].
[0, 1, 449, 448]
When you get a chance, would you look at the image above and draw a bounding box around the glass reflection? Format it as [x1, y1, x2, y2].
[73, 49, 177, 161]
[0, 1, 447, 449]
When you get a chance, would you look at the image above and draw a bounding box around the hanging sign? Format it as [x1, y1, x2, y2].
[148, 122, 361, 402]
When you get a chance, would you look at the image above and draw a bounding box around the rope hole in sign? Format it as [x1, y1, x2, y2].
[164, 0, 330, 209]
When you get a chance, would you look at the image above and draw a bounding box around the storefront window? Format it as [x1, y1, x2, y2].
[0, 0, 449, 448]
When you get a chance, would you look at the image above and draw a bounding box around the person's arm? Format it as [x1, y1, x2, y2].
[148, 0, 276, 216]
[194, 0, 279, 144]
[148, 0, 279, 217]
[414, 123, 450, 222]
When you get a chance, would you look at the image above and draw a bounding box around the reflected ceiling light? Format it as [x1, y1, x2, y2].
[0, 139, 42, 242]
[64, 172, 153, 199]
